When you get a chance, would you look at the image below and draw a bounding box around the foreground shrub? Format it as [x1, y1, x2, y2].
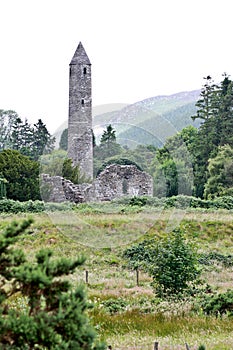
[0, 219, 105, 349]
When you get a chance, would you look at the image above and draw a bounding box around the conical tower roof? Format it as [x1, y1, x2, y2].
[70, 42, 91, 65]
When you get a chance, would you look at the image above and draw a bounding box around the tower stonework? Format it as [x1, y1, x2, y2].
[68, 42, 93, 180]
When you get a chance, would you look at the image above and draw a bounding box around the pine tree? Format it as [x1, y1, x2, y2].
[32, 119, 55, 160]
[0, 219, 105, 350]
[191, 75, 233, 197]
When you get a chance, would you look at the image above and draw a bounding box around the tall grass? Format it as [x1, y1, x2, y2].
[1, 208, 233, 349]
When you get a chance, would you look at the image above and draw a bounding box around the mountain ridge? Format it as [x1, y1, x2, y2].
[54, 89, 201, 148]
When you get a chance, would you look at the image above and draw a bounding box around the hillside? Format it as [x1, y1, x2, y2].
[93, 90, 201, 148]
[54, 90, 201, 148]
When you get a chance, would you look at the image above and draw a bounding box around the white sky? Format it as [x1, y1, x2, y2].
[1, 0, 233, 133]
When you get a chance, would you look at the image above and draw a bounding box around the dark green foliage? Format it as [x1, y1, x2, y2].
[0, 219, 105, 349]
[94, 125, 122, 164]
[59, 128, 68, 150]
[198, 252, 233, 267]
[197, 346, 206, 350]
[150, 126, 196, 197]
[1, 195, 233, 214]
[124, 229, 200, 297]
[192, 74, 233, 197]
[149, 230, 200, 297]
[128, 196, 147, 207]
[100, 124, 116, 144]
[32, 119, 55, 160]
[102, 298, 127, 314]
[0, 199, 44, 213]
[198, 290, 233, 316]
[0, 150, 40, 201]
[62, 158, 90, 184]
[204, 144, 233, 198]
[0, 110, 55, 160]
[10, 117, 55, 161]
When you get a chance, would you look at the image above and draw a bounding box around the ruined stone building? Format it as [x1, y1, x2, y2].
[42, 42, 153, 202]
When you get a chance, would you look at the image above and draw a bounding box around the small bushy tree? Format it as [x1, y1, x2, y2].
[124, 228, 200, 297]
[0, 219, 105, 349]
[150, 229, 200, 296]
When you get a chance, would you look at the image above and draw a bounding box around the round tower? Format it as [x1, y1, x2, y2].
[68, 42, 93, 181]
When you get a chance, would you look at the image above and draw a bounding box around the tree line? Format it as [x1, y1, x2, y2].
[0, 111, 55, 200]
[1, 73, 233, 201]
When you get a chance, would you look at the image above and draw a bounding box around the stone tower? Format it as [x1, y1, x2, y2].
[68, 42, 93, 180]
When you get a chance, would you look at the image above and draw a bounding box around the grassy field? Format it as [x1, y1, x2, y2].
[1, 206, 233, 349]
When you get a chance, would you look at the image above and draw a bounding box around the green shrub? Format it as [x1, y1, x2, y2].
[0, 199, 75, 213]
[128, 196, 148, 207]
[198, 252, 233, 267]
[198, 290, 233, 316]
[124, 228, 201, 297]
[101, 298, 127, 314]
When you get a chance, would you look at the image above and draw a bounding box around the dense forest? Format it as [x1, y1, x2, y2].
[1, 74, 233, 201]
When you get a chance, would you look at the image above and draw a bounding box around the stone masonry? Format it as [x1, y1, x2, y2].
[68, 42, 93, 180]
[41, 164, 153, 203]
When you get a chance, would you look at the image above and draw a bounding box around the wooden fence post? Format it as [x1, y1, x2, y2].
[136, 269, 139, 286]
[85, 270, 88, 284]
[154, 341, 159, 350]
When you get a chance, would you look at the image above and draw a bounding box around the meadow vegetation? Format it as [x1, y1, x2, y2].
[1, 202, 233, 349]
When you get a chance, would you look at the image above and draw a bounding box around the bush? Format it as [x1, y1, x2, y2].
[124, 229, 201, 297]
[198, 290, 233, 316]
[102, 298, 127, 314]
[0, 199, 76, 213]
[198, 252, 233, 267]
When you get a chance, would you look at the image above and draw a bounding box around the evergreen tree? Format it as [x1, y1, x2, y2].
[0, 219, 105, 349]
[95, 125, 122, 161]
[191, 74, 233, 197]
[32, 119, 55, 160]
[100, 124, 116, 145]
[218, 74, 233, 147]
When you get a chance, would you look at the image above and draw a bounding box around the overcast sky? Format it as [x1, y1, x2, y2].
[1, 0, 233, 132]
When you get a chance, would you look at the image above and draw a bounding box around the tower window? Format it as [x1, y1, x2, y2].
[81, 99, 85, 105]
[83, 67, 87, 75]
